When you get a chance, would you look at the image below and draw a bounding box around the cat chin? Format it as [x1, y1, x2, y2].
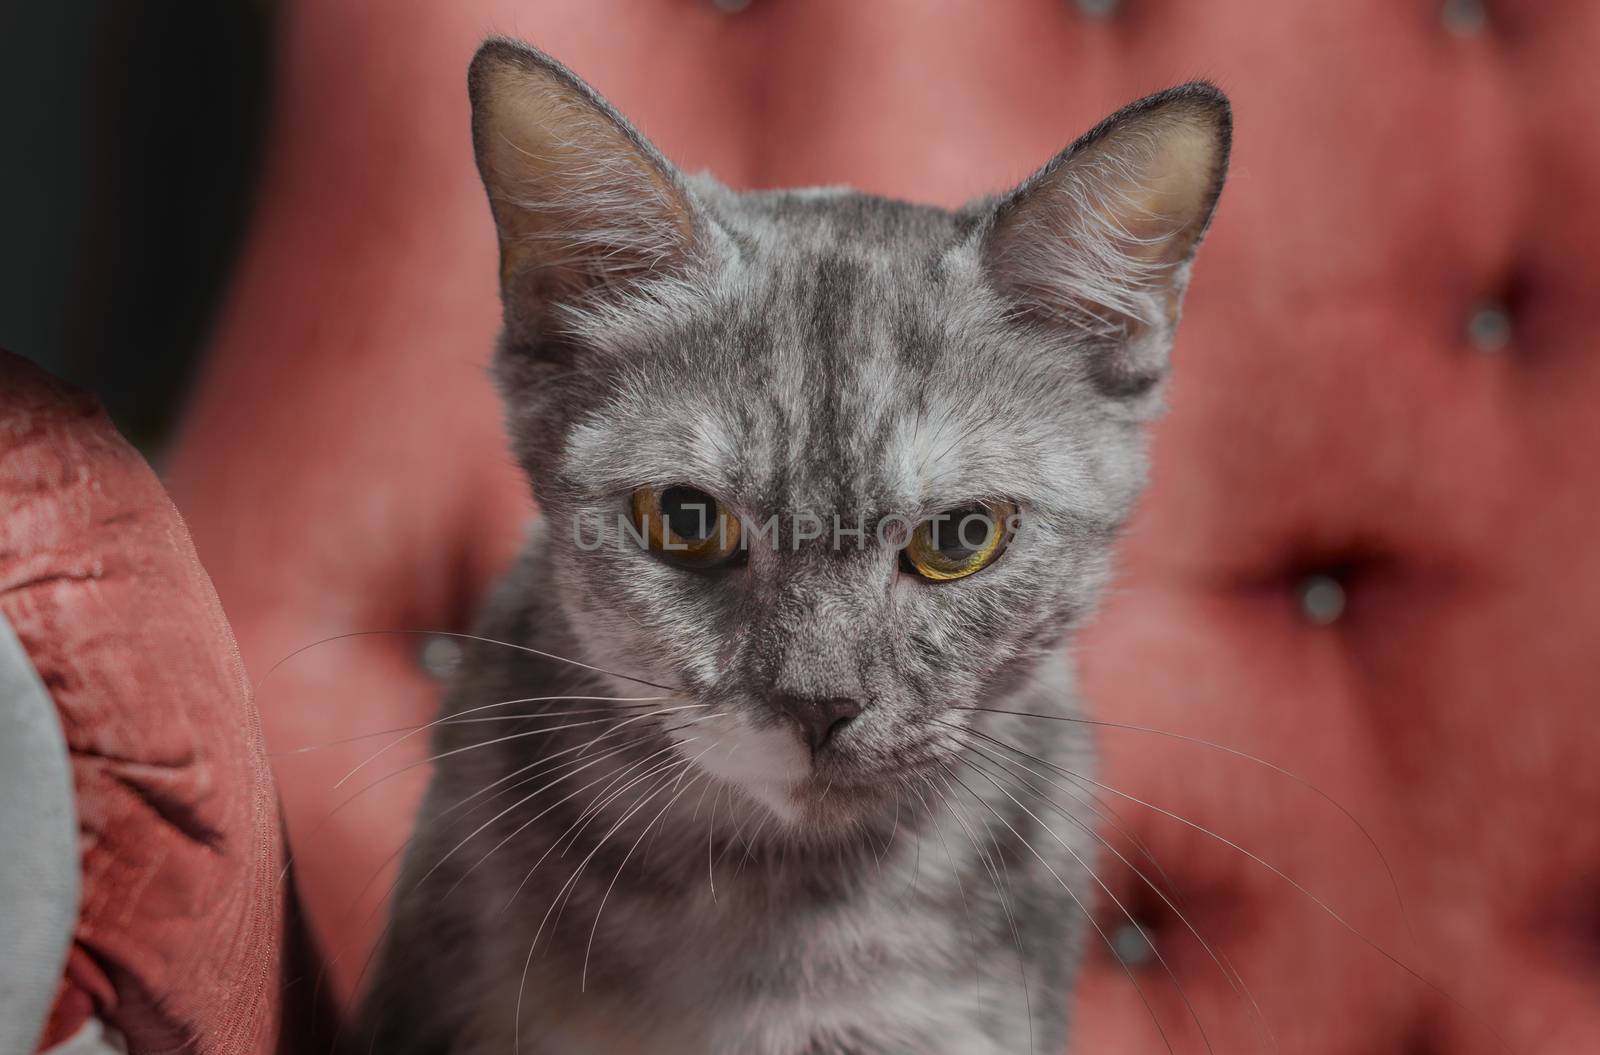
[732, 773, 899, 835]
[673, 709, 890, 830]
[738, 778, 808, 826]
[670, 708, 810, 818]
[677, 708, 809, 782]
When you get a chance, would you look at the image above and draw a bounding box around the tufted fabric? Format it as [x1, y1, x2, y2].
[163, 0, 1600, 1050]
[0, 353, 287, 1054]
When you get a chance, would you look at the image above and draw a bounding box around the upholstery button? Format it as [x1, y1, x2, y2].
[1466, 303, 1512, 353]
[1110, 922, 1155, 967]
[1297, 574, 1346, 626]
[710, 0, 752, 12]
[1441, 0, 1488, 35]
[1076, 0, 1120, 17]
[419, 634, 463, 681]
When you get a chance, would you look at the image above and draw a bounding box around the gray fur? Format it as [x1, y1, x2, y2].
[359, 38, 1228, 1055]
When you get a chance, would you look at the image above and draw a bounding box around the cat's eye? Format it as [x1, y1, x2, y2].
[630, 484, 742, 565]
[903, 500, 1018, 582]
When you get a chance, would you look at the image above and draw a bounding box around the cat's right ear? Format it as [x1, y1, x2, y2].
[468, 39, 701, 335]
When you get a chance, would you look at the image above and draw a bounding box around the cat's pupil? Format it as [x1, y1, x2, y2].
[661, 486, 717, 541]
[932, 507, 994, 561]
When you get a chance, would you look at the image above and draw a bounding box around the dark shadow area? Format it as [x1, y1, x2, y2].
[0, 2, 272, 451]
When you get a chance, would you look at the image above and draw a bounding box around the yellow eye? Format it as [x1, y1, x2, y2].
[904, 500, 1017, 582]
[630, 485, 742, 565]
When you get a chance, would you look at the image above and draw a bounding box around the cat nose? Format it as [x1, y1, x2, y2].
[769, 694, 861, 754]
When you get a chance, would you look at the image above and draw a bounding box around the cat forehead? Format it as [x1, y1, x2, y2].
[550, 185, 1139, 525]
[563, 377, 1103, 524]
[557, 219, 1115, 522]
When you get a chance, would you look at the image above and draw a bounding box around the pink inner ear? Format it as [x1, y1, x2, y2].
[1091, 113, 1230, 266]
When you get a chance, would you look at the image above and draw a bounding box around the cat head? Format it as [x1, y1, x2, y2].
[469, 38, 1228, 831]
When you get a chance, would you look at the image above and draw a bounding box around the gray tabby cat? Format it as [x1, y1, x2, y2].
[359, 37, 1229, 1055]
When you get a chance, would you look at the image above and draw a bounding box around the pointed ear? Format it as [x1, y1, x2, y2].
[982, 83, 1230, 399]
[468, 39, 701, 336]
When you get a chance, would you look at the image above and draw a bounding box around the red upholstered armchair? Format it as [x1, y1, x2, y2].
[0, 354, 290, 1053]
[6, 0, 1599, 1051]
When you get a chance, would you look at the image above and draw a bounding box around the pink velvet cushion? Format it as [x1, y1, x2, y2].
[0, 352, 284, 1054]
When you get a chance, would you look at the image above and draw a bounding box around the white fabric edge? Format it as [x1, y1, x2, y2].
[0, 612, 81, 1054]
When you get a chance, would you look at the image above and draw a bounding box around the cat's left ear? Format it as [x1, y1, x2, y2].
[981, 83, 1230, 399]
